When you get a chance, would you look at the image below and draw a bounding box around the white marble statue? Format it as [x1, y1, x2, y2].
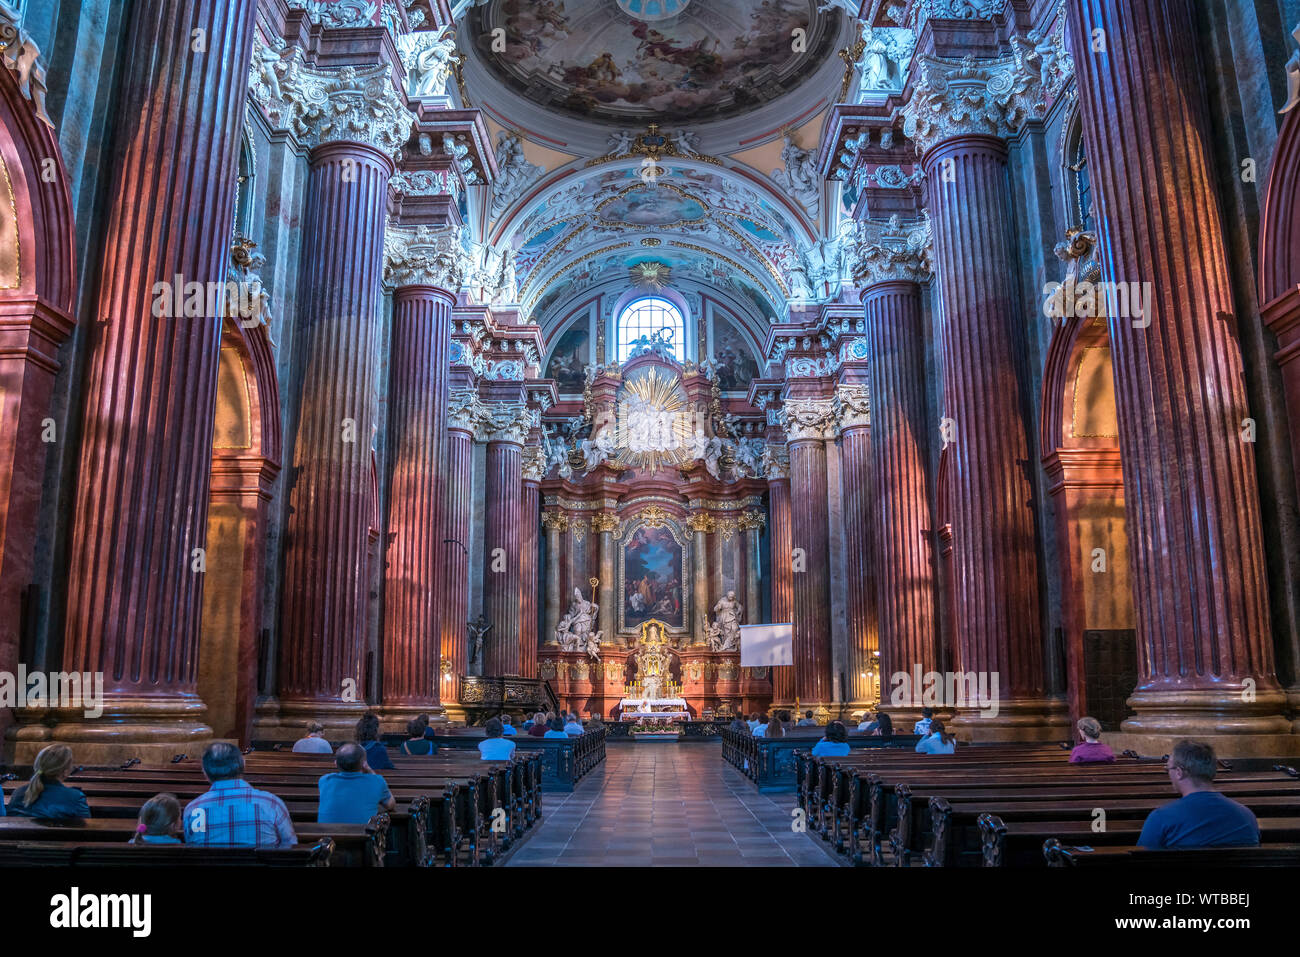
[702, 434, 725, 480]
[670, 129, 700, 156]
[771, 135, 821, 216]
[606, 129, 634, 156]
[398, 27, 457, 99]
[563, 587, 602, 653]
[491, 131, 543, 218]
[1284, 22, 1300, 114]
[578, 426, 616, 472]
[707, 591, 743, 652]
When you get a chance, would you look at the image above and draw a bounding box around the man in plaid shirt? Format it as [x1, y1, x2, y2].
[184, 742, 297, 847]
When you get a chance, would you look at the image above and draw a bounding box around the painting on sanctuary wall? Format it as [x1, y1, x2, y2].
[712, 318, 760, 392]
[622, 525, 685, 630]
[546, 322, 590, 394]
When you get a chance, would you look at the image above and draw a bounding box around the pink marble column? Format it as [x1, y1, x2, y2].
[782, 401, 836, 707]
[1067, 0, 1287, 737]
[45, 0, 257, 756]
[381, 284, 456, 718]
[920, 132, 1060, 737]
[278, 138, 399, 728]
[862, 280, 939, 716]
[836, 386, 878, 708]
[441, 412, 476, 710]
[519, 463, 541, 679]
[482, 407, 529, 677]
[768, 463, 795, 707]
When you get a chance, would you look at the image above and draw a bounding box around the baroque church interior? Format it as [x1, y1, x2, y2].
[1, 0, 1300, 887]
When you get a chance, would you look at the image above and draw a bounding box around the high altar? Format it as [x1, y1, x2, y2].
[538, 346, 773, 720]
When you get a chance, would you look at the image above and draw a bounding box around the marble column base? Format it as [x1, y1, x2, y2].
[1288, 686, 1300, 734]
[1120, 687, 1292, 736]
[948, 696, 1070, 743]
[5, 696, 215, 764]
[1103, 732, 1300, 760]
[878, 706, 953, 728]
[249, 696, 370, 744]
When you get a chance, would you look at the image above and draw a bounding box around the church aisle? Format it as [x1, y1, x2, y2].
[506, 742, 845, 867]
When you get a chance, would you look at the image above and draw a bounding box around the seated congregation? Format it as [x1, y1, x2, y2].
[0, 710, 605, 867]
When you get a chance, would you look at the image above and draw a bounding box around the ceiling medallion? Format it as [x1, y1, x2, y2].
[629, 260, 672, 289]
[616, 0, 691, 22]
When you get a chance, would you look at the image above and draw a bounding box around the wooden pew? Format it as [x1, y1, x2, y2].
[1043, 840, 1300, 867]
[0, 838, 336, 866]
[0, 815, 387, 867]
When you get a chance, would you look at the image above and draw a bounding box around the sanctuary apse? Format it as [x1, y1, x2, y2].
[0, 0, 1298, 765]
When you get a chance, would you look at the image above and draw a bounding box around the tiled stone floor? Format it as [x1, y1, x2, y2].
[506, 742, 845, 867]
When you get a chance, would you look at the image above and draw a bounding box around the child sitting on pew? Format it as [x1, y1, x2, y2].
[131, 793, 182, 844]
[915, 719, 957, 754]
[1068, 716, 1116, 764]
[6, 745, 90, 822]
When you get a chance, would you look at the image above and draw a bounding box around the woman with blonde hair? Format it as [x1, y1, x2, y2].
[1069, 716, 1116, 763]
[7, 745, 90, 821]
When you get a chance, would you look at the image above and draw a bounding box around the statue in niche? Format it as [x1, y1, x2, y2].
[578, 426, 616, 472]
[467, 614, 491, 665]
[399, 27, 458, 99]
[706, 591, 743, 652]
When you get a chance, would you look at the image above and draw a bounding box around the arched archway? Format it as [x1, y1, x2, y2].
[197, 317, 281, 744]
[1040, 315, 1134, 731]
[0, 61, 76, 738]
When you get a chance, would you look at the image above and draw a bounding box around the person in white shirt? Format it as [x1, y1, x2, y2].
[915, 719, 956, 755]
[913, 708, 934, 736]
[292, 721, 333, 754]
[796, 710, 817, 727]
[752, 713, 770, 737]
[746, 712, 760, 732]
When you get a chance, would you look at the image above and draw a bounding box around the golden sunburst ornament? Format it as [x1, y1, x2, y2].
[629, 260, 671, 289]
[613, 367, 694, 473]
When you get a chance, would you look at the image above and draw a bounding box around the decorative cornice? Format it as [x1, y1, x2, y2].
[383, 223, 465, 290]
[849, 214, 932, 286]
[248, 39, 414, 160]
[835, 384, 871, 431]
[287, 1, 380, 28]
[778, 397, 837, 443]
[637, 505, 672, 528]
[901, 53, 1043, 157]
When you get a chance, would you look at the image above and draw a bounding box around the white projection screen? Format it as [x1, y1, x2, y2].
[740, 623, 792, 667]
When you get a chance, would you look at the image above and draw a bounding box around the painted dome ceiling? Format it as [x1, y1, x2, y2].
[464, 0, 844, 126]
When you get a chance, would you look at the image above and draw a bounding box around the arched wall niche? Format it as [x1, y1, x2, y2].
[1040, 315, 1134, 731]
[197, 318, 282, 744]
[0, 62, 76, 739]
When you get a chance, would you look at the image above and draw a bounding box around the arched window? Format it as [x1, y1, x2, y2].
[617, 296, 685, 362]
[1065, 116, 1093, 231]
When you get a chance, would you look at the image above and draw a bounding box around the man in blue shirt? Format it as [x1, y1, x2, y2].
[317, 744, 395, 824]
[1137, 740, 1259, 849]
[500, 713, 517, 736]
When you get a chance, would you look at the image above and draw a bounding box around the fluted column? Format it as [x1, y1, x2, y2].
[688, 513, 714, 641]
[41, 0, 257, 758]
[767, 453, 795, 707]
[904, 59, 1064, 738]
[781, 400, 836, 707]
[836, 385, 878, 709]
[1067, 0, 1287, 738]
[482, 403, 530, 677]
[741, 510, 765, 632]
[519, 446, 544, 679]
[859, 268, 939, 722]
[542, 511, 567, 644]
[442, 394, 480, 710]
[594, 513, 618, 645]
[275, 67, 413, 731]
[380, 262, 458, 719]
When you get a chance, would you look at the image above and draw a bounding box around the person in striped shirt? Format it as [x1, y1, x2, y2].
[183, 742, 297, 848]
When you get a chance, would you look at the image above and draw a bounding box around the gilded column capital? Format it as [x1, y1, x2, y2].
[384, 223, 467, 290]
[591, 512, 620, 534]
[738, 509, 767, 532]
[522, 444, 547, 483]
[249, 38, 415, 160]
[541, 510, 569, 532]
[835, 384, 871, 432]
[686, 512, 716, 534]
[778, 397, 837, 443]
[901, 52, 1044, 157]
